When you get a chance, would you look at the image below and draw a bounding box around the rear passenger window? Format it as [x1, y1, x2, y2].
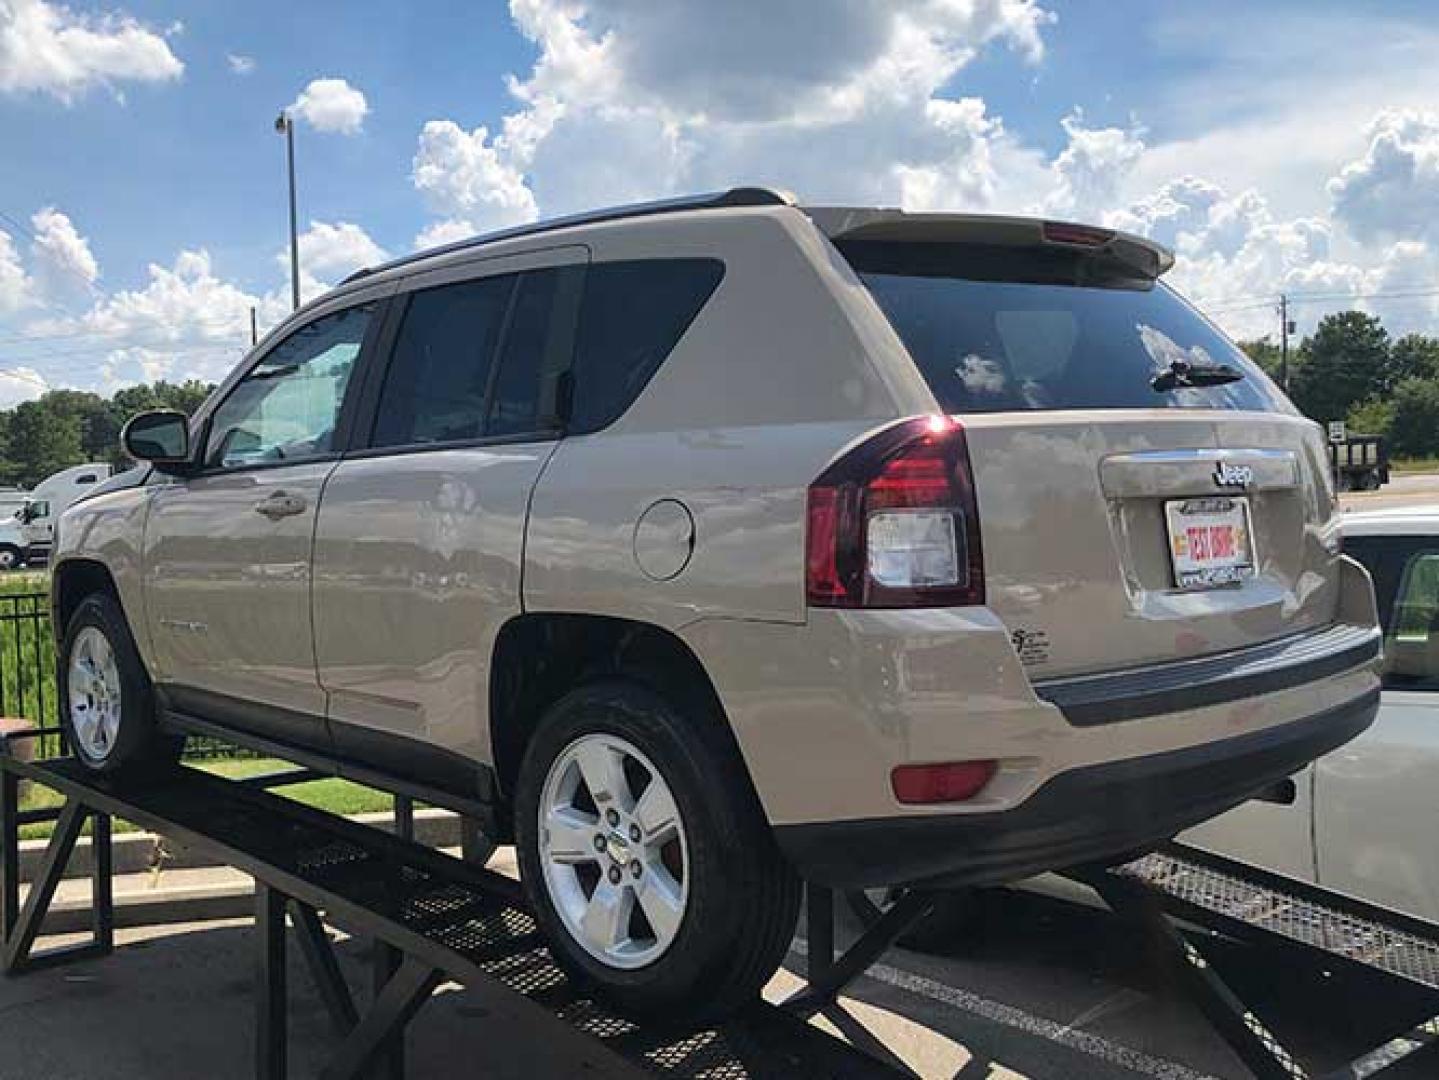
[488, 267, 582, 437]
[372, 276, 516, 448]
[568, 260, 724, 434]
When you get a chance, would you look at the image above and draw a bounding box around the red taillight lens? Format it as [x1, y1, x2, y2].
[891, 761, 997, 804]
[805, 416, 984, 608]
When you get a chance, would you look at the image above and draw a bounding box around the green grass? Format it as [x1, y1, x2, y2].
[1391, 457, 1439, 475]
[17, 757, 393, 842]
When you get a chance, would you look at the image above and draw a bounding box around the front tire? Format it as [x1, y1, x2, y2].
[514, 679, 799, 1023]
[0, 544, 21, 571]
[58, 594, 181, 773]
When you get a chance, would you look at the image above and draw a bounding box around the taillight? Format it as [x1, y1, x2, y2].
[891, 760, 997, 804]
[806, 415, 984, 608]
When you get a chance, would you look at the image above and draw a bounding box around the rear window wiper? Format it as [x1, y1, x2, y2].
[1151, 359, 1245, 392]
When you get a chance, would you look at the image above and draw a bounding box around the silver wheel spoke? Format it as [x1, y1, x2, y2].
[574, 741, 634, 812]
[634, 868, 684, 944]
[634, 780, 679, 844]
[580, 880, 632, 954]
[545, 806, 598, 865]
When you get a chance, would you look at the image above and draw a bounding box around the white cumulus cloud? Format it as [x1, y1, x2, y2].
[280, 220, 387, 301]
[412, 119, 540, 240]
[1043, 114, 1146, 219]
[0, 366, 47, 407]
[1328, 108, 1439, 244]
[289, 77, 369, 135]
[28, 206, 98, 303]
[0, 0, 183, 102]
[411, 0, 1056, 243]
[0, 229, 30, 315]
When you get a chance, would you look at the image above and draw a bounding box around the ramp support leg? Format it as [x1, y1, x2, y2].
[1082, 870, 1305, 1080]
[3, 800, 113, 974]
[319, 953, 439, 1080]
[1, 770, 17, 946]
[255, 884, 289, 1080]
[785, 882, 936, 1016]
[291, 900, 358, 1036]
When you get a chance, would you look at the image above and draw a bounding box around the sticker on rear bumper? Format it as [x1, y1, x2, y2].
[1010, 628, 1051, 666]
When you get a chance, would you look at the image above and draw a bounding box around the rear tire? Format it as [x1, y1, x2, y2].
[58, 593, 182, 774]
[0, 544, 21, 571]
[514, 679, 800, 1023]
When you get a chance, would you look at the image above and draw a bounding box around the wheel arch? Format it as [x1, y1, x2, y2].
[52, 558, 123, 635]
[488, 613, 758, 817]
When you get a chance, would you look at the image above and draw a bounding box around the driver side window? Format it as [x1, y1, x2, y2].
[204, 304, 374, 469]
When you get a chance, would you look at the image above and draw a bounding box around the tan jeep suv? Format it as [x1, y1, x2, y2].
[53, 188, 1381, 1021]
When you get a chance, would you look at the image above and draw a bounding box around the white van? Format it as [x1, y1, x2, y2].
[19, 463, 112, 564]
[0, 488, 29, 570]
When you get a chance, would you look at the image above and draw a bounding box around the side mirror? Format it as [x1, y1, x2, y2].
[122, 410, 192, 469]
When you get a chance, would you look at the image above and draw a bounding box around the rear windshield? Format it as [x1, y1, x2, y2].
[840, 240, 1290, 415]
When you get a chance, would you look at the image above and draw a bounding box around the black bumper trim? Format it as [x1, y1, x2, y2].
[1032, 621, 1380, 726]
[775, 686, 1378, 890]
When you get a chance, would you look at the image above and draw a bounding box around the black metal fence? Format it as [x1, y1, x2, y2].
[0, 592, 59, 756]
[0, 590, 252, 761]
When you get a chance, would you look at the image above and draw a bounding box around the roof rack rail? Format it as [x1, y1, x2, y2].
[341, 186, 793, 285]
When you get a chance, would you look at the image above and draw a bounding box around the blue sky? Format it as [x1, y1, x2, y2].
[2, 0, 1438, 403]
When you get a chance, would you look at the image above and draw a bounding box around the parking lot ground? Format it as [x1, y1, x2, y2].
[3, 872, 1437, 1078]
[1342, 470, 1439, 510]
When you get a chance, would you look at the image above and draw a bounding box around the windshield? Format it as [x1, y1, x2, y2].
[841, 240, 1292, 415]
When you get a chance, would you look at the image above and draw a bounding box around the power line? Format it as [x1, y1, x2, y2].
[1204, 287, 1439, 319]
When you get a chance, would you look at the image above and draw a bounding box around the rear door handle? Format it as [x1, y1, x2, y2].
[254, 491, 307, 520]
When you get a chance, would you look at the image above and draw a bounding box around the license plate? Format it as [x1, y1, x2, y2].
[1165, 497, 1256, 590]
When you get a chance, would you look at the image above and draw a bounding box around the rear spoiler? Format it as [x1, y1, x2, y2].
[802, 207, 1175, 281]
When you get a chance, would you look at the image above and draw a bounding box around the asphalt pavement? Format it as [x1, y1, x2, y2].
[1341, 469, 1439, 510]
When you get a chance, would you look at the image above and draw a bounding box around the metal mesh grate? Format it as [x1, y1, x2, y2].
[1121, 851, 1439, 990]
[41, 760, 897, 1079]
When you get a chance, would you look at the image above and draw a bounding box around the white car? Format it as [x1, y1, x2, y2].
[1188, 505, 1439, 922]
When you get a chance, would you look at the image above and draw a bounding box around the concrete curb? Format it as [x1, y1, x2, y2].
[42, 880, 257, 936]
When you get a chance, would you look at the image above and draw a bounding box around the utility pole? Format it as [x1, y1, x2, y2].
[274, 111, 300, 311]
[250, 306, 258, 346]
[1278, 293, 1292, 392]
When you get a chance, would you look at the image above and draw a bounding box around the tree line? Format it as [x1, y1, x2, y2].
[1241, 312, 1439, 459]
[0, 381, 213, 488]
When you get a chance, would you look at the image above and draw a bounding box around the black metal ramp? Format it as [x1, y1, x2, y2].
[1124, 845, 1439, 993]
[2, 755, 901, 1080]
[1070, 843, 1439, 1080]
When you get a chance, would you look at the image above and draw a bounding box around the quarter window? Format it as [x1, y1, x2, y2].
[567, 259, 725, 434]
[205, 304, 372, 469]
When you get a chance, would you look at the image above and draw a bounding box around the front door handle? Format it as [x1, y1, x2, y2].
[254, 491, 307, 520]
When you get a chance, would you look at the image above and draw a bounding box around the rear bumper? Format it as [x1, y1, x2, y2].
[774, 686, 1378, 889]
[1031, 621, 1381, 726]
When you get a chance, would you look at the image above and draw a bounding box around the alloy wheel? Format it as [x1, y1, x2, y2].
[68, 626, 122, 761]
[538, 732, 689, 970]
